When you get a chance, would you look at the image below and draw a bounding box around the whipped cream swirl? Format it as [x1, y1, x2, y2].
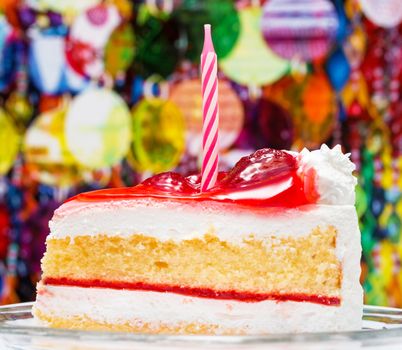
[297, 144, 357, 205]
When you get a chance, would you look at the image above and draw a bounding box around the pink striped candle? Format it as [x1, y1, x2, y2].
[201, 24, 219, 192]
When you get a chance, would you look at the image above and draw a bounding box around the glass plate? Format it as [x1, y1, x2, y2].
[1, 303, 402, 350]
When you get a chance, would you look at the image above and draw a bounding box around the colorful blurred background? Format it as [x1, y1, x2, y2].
[0, 0, 401, 306]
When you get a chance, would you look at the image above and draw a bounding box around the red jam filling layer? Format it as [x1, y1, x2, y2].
[72, 149, 316, 208]
[43, 277, 340, 306]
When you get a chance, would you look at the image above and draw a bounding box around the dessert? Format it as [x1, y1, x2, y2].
[33, 144, 363, 334]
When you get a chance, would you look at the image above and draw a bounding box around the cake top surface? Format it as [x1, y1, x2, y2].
[68, 144, 356, 208]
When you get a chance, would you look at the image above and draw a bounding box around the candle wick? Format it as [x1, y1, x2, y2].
[202, 24, 215, 54]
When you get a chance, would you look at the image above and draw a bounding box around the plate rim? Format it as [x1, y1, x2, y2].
[1, 303, 402, 345]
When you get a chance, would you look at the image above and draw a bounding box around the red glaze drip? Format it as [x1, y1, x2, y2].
[70, 149, 313, 208]
[43, 277, 340, 306]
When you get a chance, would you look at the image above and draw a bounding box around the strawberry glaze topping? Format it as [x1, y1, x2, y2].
[72, 149, 314, 207]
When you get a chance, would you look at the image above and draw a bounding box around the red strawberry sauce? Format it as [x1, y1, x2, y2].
[43, 278, 340, 305]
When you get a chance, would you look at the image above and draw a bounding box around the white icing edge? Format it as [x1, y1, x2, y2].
[297, 144, 357, 205]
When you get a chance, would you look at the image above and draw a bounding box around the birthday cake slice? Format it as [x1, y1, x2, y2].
[33, 145, 363, 334]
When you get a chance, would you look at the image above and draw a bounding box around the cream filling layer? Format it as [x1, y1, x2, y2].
[34, 284, 362, 334]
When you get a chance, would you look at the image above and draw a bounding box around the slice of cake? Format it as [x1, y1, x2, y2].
[33, 145, 363, 334]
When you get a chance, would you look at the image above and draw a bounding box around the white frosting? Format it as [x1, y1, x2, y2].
[297, 144, 357, 205]
[50, 200, 353, 257]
